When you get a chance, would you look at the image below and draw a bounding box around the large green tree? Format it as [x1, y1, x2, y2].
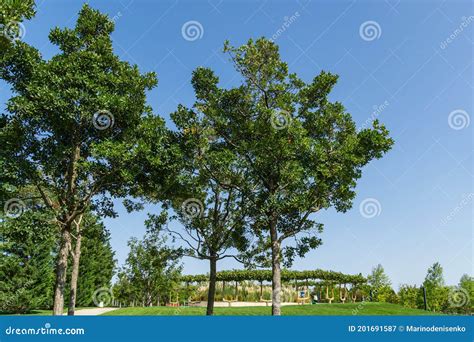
[186, 38, 394, 315]
[152, 104, 251, 315]
[0, 4, 162, 315]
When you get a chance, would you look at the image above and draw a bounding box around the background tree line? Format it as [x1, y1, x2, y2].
[362, 263, 472, 315]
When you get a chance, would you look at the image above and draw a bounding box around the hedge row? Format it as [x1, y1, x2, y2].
[181, 269, 366, 284]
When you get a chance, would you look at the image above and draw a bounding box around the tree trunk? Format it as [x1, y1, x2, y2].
[67, 232, 82, 315]
[270, 219, 281, 315]
[206, 255, 217, 316]
[146, 293, 152, 307]
[54, 142, 81, 316]
[52, 225, 72, 315]
[68, 215, 83, 316]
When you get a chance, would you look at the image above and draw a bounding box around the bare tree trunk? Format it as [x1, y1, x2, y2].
[206, 255, 217, 316]
[54, 142, 81, 316]
[68, 215, 83, 315]
[52, 225, 72, 315]
[146, 290, 152, 307]
[270, 219, 281, 316]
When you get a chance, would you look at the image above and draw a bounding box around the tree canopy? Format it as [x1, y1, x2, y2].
[0, 4, 162, 314]
[181, 37, 394, 314]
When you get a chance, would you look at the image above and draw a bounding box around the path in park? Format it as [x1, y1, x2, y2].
[72, 308, 118, 316]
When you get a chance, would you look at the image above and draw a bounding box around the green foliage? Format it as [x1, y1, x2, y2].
[426, 286, 450, 313]
[114, 229, 183, 306]
[454, 274, 473, 314]
[375, 286, 398, 304]
[0, 210, 55, 313]
[0, 207, 115, 312]
[184, 37, 393, 287]
[1, 3, 159, 224]
[70, 214, 116, 307]
[397, 284, 424, 309]
[0, 4, 163, 312]
[0, 0, 35, 50]
[367, 264, 392, 296]
[423, 262, 446, 312]
[424, 262, 445, 289]
[181, 269, 366, 284]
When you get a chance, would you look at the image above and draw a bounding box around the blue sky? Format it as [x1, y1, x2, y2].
[1, 0, 472, 288]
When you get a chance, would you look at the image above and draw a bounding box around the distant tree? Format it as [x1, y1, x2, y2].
[0, 4, 162, 315]
[452, 274, 473, 314]
[179, 38, 394, 314]
[374, 286, 398, 303]
[120, 220, 182, 307]
[458, 274, 472, 293]
[398, 284, 423, 309]
[423, 262, 447, 312]
[424, 262, 445, 289]
[367, 264, 391, 292]
[112, 273, 134, 307]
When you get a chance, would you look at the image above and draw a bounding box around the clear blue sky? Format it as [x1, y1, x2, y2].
[2, 0, 472, 288]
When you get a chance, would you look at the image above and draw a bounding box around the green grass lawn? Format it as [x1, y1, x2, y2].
[103, 303, 441, 316]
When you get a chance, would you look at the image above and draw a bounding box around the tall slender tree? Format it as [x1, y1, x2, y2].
[146, 107, 251, 314]
[423, 262, 447, 312]
[186, 38, 394, 315]
[0, 5, 164, 315]
[367, 264, 391, 289]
